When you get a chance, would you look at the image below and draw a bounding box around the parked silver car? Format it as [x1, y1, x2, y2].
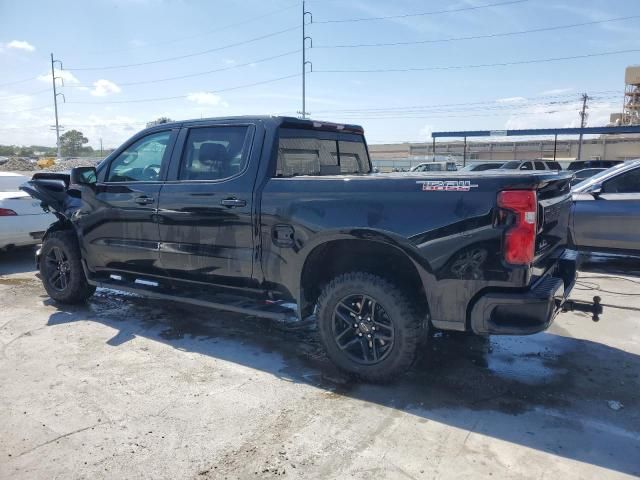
[570, 160, 640, 255]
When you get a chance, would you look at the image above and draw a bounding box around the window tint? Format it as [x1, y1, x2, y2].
[534, 161, 546, 170]
[502, 161, 520, 169]
[107, 131, 171, 182]
[520, 162, 533, 170]
[276, 131, 370, 177]
[339, 140, 368, 174]
[545, 161, 562, 170]
[179, 126, 251, 181]
[603, 168, 640, 194]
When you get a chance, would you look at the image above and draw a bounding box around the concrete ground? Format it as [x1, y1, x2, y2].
[0, 247, 639, 480]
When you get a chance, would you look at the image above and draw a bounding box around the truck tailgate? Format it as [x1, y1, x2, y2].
[534, 174, 573, 268]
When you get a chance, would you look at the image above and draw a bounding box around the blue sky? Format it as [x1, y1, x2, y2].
[1, 0, 639, 148]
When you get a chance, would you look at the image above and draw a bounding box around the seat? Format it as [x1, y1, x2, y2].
[191, 143, 229, 180]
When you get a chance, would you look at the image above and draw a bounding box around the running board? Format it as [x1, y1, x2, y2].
[89, 279, 299, 323]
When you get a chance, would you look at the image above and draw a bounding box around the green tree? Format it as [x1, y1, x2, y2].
[59, 130, 89, 157]
[146, 117, 173, 128]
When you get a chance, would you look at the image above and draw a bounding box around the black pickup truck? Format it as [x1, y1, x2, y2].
[22, 116, 601, 381]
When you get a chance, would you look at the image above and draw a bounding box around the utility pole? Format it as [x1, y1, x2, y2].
[299, 1, 312, 119]
[577, 93, 590, 161]
[100, 137, 103, 158]
[50, 53, 65, 159]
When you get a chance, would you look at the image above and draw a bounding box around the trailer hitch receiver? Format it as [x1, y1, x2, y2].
[562, 296, 603, 322]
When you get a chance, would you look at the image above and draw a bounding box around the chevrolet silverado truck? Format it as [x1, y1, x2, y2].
[21, 116, 602, 381]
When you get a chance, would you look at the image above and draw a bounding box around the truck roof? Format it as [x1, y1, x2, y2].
[144, 116, 365, 134]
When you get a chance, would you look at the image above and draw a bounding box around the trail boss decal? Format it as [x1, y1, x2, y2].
[417, 180, 479, 192]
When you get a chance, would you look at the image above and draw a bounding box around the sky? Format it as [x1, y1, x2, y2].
[1, 0, 639, 148]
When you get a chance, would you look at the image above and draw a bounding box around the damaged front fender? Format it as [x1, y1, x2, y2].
[20, 172, 81, 221]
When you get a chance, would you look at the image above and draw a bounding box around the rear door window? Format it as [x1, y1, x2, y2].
[276, 129, 370, 177]
[534, 161, 546, 170]
[179, 126, 252, 181]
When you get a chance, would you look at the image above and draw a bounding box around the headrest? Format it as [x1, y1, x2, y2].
[199, 143, 228, 165]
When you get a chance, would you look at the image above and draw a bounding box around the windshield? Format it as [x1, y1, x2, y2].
[572, 161, 639, 191]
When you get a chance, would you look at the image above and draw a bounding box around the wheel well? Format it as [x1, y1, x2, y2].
[300, 239, 429, 319]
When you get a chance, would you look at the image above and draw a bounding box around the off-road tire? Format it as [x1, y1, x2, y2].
[316, 272, 425, 382]
[40, 230, 95, 304]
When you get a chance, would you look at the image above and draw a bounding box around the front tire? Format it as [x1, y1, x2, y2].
[316, 272, 425, 382]
[40, 230, 95, 304]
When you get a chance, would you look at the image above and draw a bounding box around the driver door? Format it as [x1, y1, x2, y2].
[79, 129, 177, 279]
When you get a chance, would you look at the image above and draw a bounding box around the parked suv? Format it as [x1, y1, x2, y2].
[501, 160, 562, 171]
[22, 116, 600, 381]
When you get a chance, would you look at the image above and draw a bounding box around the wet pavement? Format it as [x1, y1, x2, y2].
[0, 247, 639, 479]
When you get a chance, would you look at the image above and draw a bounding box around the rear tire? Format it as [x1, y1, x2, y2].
[316, 272, 425, 382]
[40, 230, 95, 304]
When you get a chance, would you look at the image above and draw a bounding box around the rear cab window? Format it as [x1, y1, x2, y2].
[275, 128, 371, 177]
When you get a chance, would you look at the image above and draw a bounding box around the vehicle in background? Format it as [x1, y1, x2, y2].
[22, 116, 599, 381]
[0, 173, 56, 250]
[570, 160, 640, 256]
[570, 168, 606, 186]
[459, 161, 505, 172]
[567, 159, 623, 171]
[409, 161, 457, 172]
[500, 160, 562, 171]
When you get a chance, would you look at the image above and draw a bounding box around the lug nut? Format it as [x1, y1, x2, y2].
[367, 334, 371, 338]
[358, 333, 363, 337]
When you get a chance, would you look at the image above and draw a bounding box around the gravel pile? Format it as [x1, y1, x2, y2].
[0, 158, 37, 171]
[44, 157, 102, 172]
[0, 156, 102, 173]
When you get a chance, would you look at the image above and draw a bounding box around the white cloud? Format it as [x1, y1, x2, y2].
[419, 124, 434, 139]
[496, 96, 527, 104]
[37, 69, 80, 85]
[186, 92, 225, 106]
[540, 88, 574, 96]
[90, 79, 121, 97]
[7, 40, 35, 52]
[504, 100, 616, 131]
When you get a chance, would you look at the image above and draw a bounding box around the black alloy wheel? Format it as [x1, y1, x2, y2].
[332, 294, 395, 365]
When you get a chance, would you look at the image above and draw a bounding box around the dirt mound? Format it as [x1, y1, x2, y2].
[0, 157, 37, 171]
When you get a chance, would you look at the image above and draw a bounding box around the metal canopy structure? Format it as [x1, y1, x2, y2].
[432, 126, 640, 138]
[430, 125, 640, 165]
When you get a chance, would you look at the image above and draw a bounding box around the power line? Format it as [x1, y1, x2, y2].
[0, 104, 50, 115]
[316, 48, 640, 73]
[305, 91, 621, 114]
[67, 25, 301, 71]
[0, 75, 40, 88]
[314, 0, 527, 24]
[66, 72, 301, 104]
[65, 49, 301, 88]
[88, 2, 300, 54]
[0, 88, 50, 100]
[315, 15, 640, 49]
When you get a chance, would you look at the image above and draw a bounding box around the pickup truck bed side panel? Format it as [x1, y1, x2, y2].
[259, 176, 537, 329]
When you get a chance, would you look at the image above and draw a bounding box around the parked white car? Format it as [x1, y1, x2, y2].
[0, 173, 56, 250]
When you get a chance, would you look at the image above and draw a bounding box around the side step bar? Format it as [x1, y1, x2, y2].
[89, 279, 299, 324]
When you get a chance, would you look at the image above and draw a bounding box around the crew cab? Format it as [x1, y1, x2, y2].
[21, 116, 600, 381]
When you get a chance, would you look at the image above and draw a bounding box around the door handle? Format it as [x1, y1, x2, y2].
[134, 196, 154, 205]
[220, 198, 246, 208]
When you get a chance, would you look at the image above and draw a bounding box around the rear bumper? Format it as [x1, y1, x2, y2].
[470, 250, 578, 335]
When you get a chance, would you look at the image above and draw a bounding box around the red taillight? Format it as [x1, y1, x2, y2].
[0, 208, 18, 216]
[497, 190, 537, 265]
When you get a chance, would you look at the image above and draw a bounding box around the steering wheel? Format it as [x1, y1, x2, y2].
[143, 164, 160, 180]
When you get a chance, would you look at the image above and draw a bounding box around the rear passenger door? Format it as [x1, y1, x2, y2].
[157, 123, 259, 288]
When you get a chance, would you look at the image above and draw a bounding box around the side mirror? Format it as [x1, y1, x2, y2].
[70, 166, 97, 186]
[590, 186, 602, 199]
